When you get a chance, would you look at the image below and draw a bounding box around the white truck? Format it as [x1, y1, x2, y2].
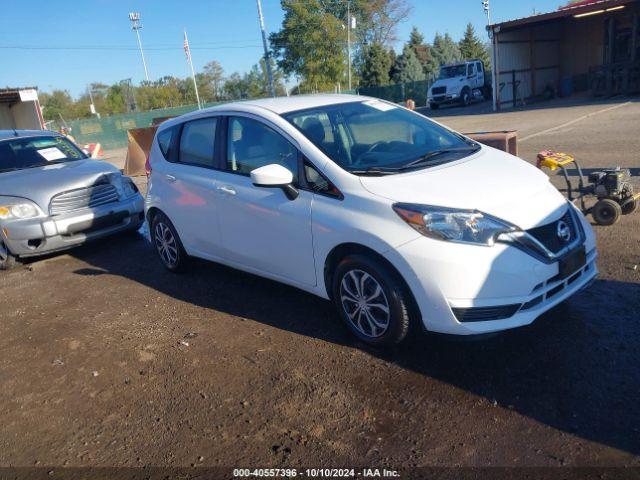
[427, 60, 491, 110]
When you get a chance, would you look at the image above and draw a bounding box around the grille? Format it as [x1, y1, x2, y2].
[50, 183, 119, 216]
[526, 209, 577, 254]
[451, 304, 521, 323]
[431, 86, 446, 95]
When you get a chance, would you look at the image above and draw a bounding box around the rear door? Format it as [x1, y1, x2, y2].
[153, 116, 224, 257]
[214, 115, 316, 286]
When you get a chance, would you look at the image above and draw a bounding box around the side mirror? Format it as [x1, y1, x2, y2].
[250, 164, 298, 200]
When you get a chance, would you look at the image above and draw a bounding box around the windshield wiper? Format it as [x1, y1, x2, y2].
[399, 146, 480, 170]
[348, 167, 400, 176]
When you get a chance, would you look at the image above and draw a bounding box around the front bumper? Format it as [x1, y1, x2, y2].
[383, 212, 598, 336]
[1, 194, 144, 258]
[429, 93, 459, 105]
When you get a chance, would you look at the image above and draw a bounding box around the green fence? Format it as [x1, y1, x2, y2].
[53, 101, 222, 151]
[357, 79, 434, 107]
[53, 83, 427, 151]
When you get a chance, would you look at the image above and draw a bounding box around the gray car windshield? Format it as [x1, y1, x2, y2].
[283, 100, 478, 175]
[0, 136, 86, 173]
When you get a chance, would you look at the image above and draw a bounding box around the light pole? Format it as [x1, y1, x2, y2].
[482, 0, 492, 37]
[129, 12, 150, 82]
[256, 0, 276, 97]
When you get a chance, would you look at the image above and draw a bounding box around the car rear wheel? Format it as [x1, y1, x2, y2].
[332, 254, 412, 347]
[151, 212, 188, 272]
[430, 103, 440, 110]
[0, 239, 19, 271]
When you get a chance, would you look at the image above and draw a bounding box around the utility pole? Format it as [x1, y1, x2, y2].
[87, 84, 100, 118]
[347, 0, 352, 91]
[129, 12, 150, 82]
[256, 0, 276, 97]
[482, 0, 492, 35]
[183, 29, 202, 110]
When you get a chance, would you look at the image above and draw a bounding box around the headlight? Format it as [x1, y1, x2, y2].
[0, 202, 39, 220]
[393, 203, 517, 246]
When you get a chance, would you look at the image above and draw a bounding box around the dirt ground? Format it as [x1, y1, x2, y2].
[1, 97, 639, 473]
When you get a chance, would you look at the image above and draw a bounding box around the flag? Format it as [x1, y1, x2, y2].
[183, 30, 191, 62]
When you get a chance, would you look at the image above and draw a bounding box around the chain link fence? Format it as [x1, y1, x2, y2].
[357, 79, 435, 108]
[49, 81, 433, 151]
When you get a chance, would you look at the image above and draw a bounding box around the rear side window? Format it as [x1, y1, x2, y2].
[157, 128, 173, 159]
[179, 118, 217, 168]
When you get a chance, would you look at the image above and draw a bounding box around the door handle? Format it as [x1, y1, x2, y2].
[165, 174, 177, 182]
[218, 185, 237, 196]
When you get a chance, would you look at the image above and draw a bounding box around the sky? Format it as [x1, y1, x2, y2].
[0, 0, 564, 98]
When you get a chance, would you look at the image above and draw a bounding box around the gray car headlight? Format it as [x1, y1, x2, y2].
[393, 203, 517, 246]
[122, 178, 139, 198]
[0, 200, 39, 220]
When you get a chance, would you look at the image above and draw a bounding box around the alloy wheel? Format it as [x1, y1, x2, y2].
[340, 269, 391, 338]
[154, 222, 178, 267]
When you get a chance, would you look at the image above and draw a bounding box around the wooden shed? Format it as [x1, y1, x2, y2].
[489, 0, 640, 109]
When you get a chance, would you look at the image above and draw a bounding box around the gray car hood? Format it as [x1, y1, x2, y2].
[0, 159, 122, 211]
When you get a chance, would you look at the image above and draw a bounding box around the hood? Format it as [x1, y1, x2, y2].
[430, 77, 466, 92]
[0, 159, 122, 211]
[360, 147, 568, 230]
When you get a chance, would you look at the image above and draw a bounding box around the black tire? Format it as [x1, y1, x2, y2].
[430, 103, 440, 110]
[483, 85, 493, 101]
[0, 238, 19, 271]
[621, 198, 637, 215]
[460, 88, 471, 106]
[150, 212, 189, 272]
[592, 198, 622, 226]
[331, 254, 412, 347]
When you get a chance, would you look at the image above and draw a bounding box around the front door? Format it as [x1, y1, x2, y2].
[215, 115, 316, 286]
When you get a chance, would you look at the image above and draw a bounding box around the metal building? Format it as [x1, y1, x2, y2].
[489, 0, 639, 110]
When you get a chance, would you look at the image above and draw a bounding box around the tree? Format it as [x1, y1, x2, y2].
[392, 44, 425, 84]
[353, 0, 412, 46]
[202, 60, 225, 100]
[407, 26, 438, 79]
[459, 23, 491, 68]
[360, 43, 392, 87]
[39, 90, 75, 121]
[270, 0, 346, 91]
[431, 32, 462, 68]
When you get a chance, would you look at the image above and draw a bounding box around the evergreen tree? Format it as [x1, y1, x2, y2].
[407, 26, 438, 80]
[388, 48, 398, 81]
[431, 32, 462, 67]
[459, 23, 491, 68]
[392, 44, 426, 84]
[361, 43, 392, 87]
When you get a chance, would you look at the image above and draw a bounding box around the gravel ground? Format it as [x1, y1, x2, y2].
[1, 97, 639, 472]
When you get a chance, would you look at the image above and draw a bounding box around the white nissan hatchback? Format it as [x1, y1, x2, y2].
[145, 94, 597, 346]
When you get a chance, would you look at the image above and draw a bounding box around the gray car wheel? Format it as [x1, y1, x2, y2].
[0, 239, 18, 271]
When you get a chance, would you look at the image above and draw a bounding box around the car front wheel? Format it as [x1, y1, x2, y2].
[0, 238, 19, 271]
[332, 254, 412, 347]
[151, 212, 188, 272]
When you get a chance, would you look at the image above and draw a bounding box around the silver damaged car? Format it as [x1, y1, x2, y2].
[0, 130, 144, 270]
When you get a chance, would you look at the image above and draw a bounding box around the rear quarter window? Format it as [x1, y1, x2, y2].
[157, 127, 174, 159]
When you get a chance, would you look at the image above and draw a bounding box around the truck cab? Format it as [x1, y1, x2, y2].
[427, 60, 490, 110]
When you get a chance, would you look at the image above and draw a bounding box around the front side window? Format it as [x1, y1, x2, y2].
[179, 118, 217, 168]
[468, 64, 476, 76]
[0, 136, 86, 173]
[226, 117, 298, 176]
[283, 100, 478, 175]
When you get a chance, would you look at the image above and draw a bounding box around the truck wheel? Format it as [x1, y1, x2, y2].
[622, 198, 637, 215]
[592, 198, 622, 226]
[0, 239, 19, 271]
[460, 88, 471, 106]
[430, 103, 439, 110]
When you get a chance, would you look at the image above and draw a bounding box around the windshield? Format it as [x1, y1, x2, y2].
[439, 65, 466, 79]
[283, 100, 478, 174]
[0, 135, 86, 173]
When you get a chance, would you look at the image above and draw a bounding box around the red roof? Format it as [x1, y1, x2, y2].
[559, 0, 605, 10]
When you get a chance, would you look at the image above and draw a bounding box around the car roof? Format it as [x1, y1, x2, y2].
[0, 130, 61, 142]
